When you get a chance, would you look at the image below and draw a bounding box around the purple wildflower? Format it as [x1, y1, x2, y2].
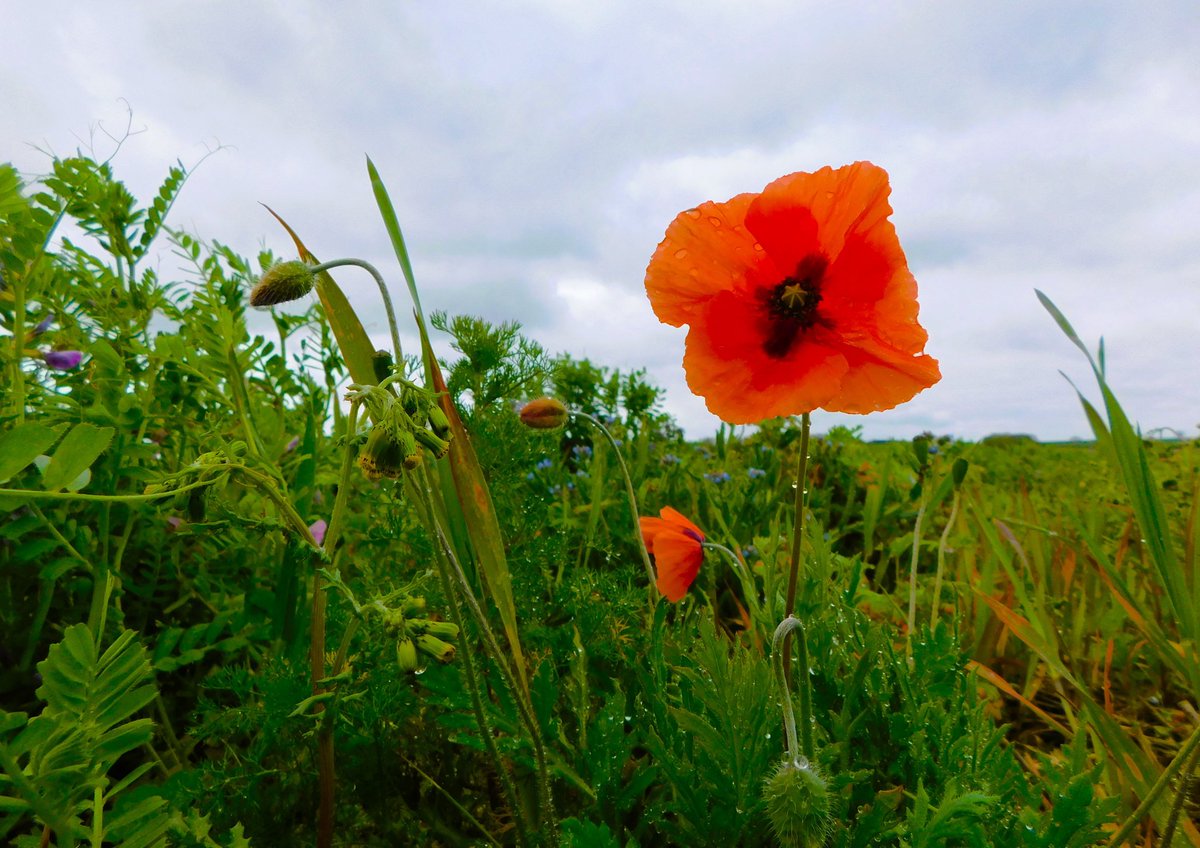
[309, 519, 328, 546]
[43, 350, 83, 370]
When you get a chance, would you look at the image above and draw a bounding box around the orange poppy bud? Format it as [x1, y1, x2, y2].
[519, 398, 569, 430]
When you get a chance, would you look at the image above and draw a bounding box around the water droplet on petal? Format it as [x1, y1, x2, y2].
[708, 216, 722, 227]
[674, 248, 689, 259]
[686, 209, 702, 219]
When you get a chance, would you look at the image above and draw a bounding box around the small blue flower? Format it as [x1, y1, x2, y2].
[572, 445, 593, 458]
[928, 444, 940, 455]
[704, 471, 731, 484]
[525, 472, 536, 481]
[613, 439, 623, 448]
[536, 457, 553, 470]
[567, 482, 576, 491]
[742, 545, 758, 559]
[549, 484, 562, 496]
[662, 454, 680, 465]
[748, 468, 767, 480]
[576, 469, 588, 478]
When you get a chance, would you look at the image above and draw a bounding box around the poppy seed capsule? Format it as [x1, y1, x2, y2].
[763, 757, 831, 848]
[249, 260, 316, 307]
[519, 397, 569, 430]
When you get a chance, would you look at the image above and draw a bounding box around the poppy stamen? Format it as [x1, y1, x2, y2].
[762, 254, 827, 358]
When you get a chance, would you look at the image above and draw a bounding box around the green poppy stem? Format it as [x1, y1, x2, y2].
[310, 258, 403, 365]
[782, 412, 811, 683]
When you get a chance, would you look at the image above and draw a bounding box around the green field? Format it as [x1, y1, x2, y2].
[1, 154, 1197, 847]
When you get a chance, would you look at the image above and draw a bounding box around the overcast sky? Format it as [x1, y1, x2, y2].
[5, 1, 1199, 440]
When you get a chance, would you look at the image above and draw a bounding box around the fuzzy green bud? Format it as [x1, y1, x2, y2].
[519, 397, 569, 430]
[416, 633, 456, 663]
[396, 638, 420, 672]
[250, 261, 316, 307]
[763, 757, 830, 848]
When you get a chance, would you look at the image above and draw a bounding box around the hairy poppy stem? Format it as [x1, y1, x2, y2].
[572, 411, 657, 596]
[772, 615, 815, 763]
[310, 258, 403, 365]
[782, 412, 811, 683]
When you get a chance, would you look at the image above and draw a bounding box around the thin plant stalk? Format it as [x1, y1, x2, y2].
[415, 480, 558, 843]
[572, 411, 656, 594]
[906, 486, 929, 661]
[1160, 735, 1200, 848]
[772, 615, 815, 763]
[310, 402, 362, 848]
[782, 412, 811, 683]
[310, 258, 402, 365]
[929, 488, 961, 629]
[405, 473, 531, 848]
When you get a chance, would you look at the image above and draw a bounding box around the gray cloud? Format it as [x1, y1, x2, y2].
[5, 0, 1198, 440]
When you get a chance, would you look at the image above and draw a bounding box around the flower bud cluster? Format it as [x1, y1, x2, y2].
[351, 378, 454, 481]
[380, 596, 460, 672]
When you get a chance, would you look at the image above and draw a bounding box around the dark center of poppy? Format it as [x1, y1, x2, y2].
[760, 254, 827, 359]
[681, 527, 704, 544]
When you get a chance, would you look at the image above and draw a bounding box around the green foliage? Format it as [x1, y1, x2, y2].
[431, 310, 549, 413]
[0, 624, 166, 846]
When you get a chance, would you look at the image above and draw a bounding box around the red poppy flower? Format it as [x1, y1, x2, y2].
[645, 162, 940, 424]
[640, 507, 705, 602]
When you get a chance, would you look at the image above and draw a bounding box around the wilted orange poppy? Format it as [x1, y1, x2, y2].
[644, 162, 940, 424]
[640, 507, 705, 602]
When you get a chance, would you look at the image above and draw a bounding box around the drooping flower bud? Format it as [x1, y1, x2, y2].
[413, 427, 451, 460]
[249, 261, 316, 307]
[416, 620, 460, 640]
[519, 397, 569, 430]
[762, 757, 831, 848]
[426, 404, 452, 440]
[358, 426, 405, 480]
[395, 638, 420, 672]
[416, 633, 456, 663]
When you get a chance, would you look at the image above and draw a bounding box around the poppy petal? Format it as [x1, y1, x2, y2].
[653, 530, 704, 602]
[645, 193, 762, 327]
[659, 506, 704, 541]
[640, 515, 670, 554]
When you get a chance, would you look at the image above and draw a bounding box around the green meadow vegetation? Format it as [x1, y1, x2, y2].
[0, 149, 1197, 847]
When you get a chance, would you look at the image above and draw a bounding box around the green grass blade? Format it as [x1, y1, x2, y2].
[366, 157, 425, 327]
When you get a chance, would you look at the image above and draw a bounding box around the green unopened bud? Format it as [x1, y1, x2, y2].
[763, 757, 830, 848]
[250, 261, 316, 307]
[397, 429, 421, 471]
[400, 389, 421, 419]
[358, 426, 405, 480]
[413, 427, 451, 460]
[401, 596, 427, 615]
[372, 349, 394, 384]
[519, 398, 569, 430]
[413, 620, 459, 640]
[416, 633, 456, 663]
[426, 404, 452, 440]
[396, 638, 420, 672]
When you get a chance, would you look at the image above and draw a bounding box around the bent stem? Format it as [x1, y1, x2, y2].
[311, 258, 402, 365]
[782, 413, 811, 682]
[572, 411, 656, 596]
[929, 487, 961, 629]
[772, 615, 815, 763]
